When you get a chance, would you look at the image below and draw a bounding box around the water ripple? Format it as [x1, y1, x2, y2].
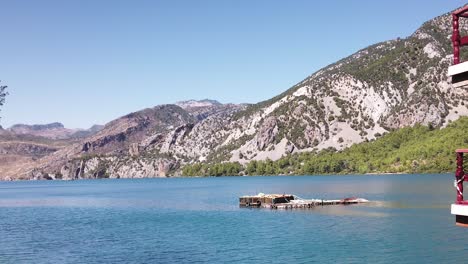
[0, 174, 466, 263]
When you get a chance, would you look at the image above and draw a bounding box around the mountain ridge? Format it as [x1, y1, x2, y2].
[6, 122, 104, 140]
[2, 7, 468, 180]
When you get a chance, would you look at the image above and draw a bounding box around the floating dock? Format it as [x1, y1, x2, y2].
[239, 193, 368, 209]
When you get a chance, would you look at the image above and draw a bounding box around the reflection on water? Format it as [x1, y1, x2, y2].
[0, 198, 138, 208]
[314, 206, 390, 217]
[365, 200, 450, 209]
[0, 174, 466, 264]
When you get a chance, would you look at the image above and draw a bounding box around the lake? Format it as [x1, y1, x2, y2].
[0, 174, 467, 263]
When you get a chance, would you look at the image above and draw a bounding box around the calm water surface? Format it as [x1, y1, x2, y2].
[0, 174, 467, 263]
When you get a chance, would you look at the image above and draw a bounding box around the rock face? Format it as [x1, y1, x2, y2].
[53, 153, 179, 180]
[3, 7, 468, 180]
[255, 117, 278, 151]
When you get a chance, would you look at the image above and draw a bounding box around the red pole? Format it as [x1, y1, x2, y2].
[453, 14, 461, 65]
[456, 152, 464, 202]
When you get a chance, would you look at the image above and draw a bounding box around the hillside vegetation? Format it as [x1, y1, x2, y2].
[182, 117, 468, 176]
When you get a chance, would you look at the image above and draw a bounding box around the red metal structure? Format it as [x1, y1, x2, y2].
[452, 6, 468, 64]
[454, 149, 468, 226]
[455, 150, 468, 204]
[451, 6, 468, 227]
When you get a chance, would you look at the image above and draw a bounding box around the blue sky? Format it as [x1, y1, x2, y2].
[0, 0, 466, 128]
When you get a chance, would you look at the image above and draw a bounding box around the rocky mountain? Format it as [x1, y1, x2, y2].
[0, 128, 72, 179]
[176, 99, 222, 109]
[7, 122, 103, 140]
[176, 99, 248, 121]
[0, 101, 246, 180]
[2, 7, 468, 180]
[9, 122, 71, 139]
[69, 124, 105, 138]
[153, 8, 468, 165]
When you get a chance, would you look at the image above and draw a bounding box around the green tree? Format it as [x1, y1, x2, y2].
[0, 81, 7, 122]
[246, 160, 257, 175]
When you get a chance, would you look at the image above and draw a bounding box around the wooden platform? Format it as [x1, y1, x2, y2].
[239, 194, 294, 207]
[239, 193, 368, 209]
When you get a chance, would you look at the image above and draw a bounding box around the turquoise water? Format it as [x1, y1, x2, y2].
[0, 174, 467, 263]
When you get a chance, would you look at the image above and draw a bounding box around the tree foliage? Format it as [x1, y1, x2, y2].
[182, 162, 243, 177]
[0, 81, 8, 121]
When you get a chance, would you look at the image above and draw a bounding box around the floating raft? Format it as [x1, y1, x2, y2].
[239, 193, 368, 209]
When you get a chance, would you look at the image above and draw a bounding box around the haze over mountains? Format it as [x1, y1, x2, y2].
[1, 7, 468, 180]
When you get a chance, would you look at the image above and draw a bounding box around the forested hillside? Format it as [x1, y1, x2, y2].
[182, 117, 468, 176]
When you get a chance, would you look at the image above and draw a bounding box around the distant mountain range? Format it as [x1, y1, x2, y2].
[5, 122, 104, 140]
[1, 6, 468, 180]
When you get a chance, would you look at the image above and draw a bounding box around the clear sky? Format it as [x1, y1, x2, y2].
[0, 0, 466, 128]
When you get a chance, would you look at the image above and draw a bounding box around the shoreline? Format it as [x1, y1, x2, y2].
[0, 171, 452, 182]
